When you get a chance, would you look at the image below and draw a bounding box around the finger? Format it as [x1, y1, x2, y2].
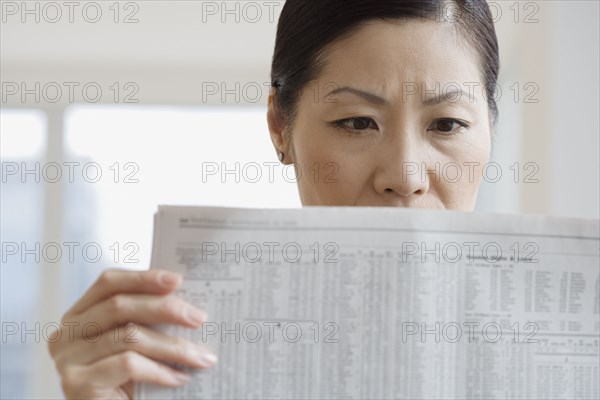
[69, 351, 191, 389]
[73, 293, 207, 336]
[66, 269, 182, 317]
[56, 323, 217, 370]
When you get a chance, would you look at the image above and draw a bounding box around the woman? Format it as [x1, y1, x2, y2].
[48, 0, 499, 398]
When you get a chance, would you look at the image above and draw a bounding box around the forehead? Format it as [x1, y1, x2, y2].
[316, 19, 483, 98]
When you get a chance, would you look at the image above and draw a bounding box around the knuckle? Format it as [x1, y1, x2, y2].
[132, 270, 146, 287]
[118, 324, 142, 349]
[106, 294, 127, 315]
[172, 337, 191, 359]
[159, 296, 183, 318]
[119, 350, 139, 374]
[61, 365, 80, 388]
[97, 269, 117, 286]
[97, 330, 120, 353]
[171, 335, 187, 348]
[47, 327, 69, 360]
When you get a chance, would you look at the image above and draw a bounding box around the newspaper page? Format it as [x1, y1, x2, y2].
[136, 206, 599, 400]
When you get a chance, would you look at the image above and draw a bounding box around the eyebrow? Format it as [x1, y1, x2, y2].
[325, 86, 476, 106]
[326, 86, 388, 105]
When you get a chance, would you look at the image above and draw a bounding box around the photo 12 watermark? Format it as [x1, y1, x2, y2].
[181, 241, 341, 264]
[400, 321, 540, 344]
[1, 241, 142, 264]
[200, 80, 541, 105]
[1, 1, 140, 24]
[1, 161, 140, 184]
[1, 82, 140, 104]
[200, 1, 283, 24]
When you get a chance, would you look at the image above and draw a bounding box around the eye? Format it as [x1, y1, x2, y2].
[331, 117, 379, 135]
[428, 118, 469, 135]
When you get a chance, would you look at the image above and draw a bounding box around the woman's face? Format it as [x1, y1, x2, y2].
[268, 19, 492, 210]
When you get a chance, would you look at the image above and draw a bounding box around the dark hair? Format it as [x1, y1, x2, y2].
[270, 0, 500, 133]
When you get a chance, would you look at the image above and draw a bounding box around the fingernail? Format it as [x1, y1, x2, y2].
[195, 351, 218, 367]
[159, 272, 181, 287]
[200, 352, 218, 365]
[185, 306, 207, 325]
[171, 370, 190, 384]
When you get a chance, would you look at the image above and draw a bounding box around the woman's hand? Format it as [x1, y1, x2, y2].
[47, 268, 217, 399]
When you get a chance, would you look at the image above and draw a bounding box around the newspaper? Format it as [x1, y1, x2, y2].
[136, 206, 599, 400]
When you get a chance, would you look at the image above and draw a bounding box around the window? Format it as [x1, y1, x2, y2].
[1, 109, 47, 399]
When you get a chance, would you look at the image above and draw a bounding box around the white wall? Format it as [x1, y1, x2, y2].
[548, 1, 599, 218]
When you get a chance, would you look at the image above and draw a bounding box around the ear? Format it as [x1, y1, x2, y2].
[267, 88, 292, 164]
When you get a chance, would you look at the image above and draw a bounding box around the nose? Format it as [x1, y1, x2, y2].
[373, 133, 430, 202]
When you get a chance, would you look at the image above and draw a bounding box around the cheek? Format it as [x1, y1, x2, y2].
[433, 132, 491, 208]
[464, 132, 492, 183]
[291, 122, 373, 205]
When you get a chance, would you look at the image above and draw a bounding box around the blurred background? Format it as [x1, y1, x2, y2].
[1, 1, 598, 398]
